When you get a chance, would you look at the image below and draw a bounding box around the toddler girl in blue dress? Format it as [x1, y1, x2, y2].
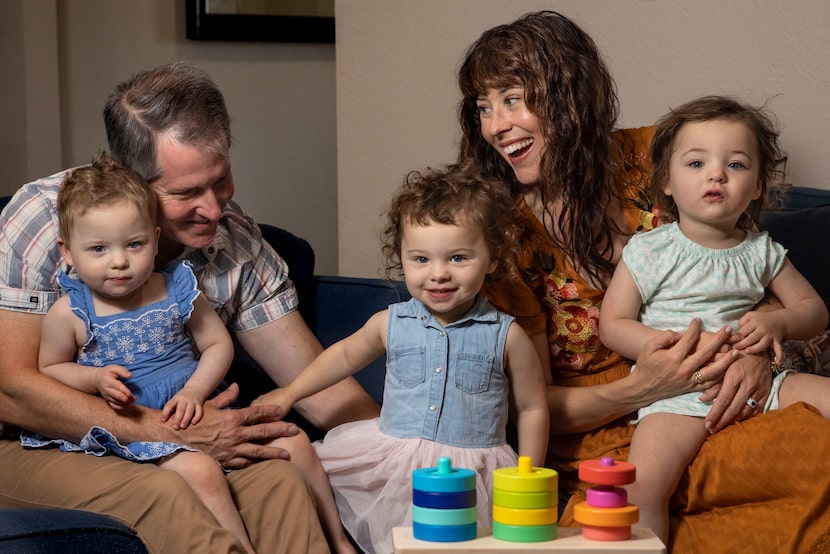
[21, 152, 254, 552]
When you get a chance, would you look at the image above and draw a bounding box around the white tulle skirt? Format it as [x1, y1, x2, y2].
[313, 417, 517, 554]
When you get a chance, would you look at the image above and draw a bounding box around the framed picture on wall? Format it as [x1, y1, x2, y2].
[185, 0, 335, 43]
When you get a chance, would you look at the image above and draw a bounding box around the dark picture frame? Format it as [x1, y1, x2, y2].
[185, 0, 335, 43]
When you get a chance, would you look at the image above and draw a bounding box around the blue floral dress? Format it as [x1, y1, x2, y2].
[21, 261, 203, 462]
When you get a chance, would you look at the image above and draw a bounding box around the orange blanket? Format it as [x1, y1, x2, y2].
[559, 403, 830, 553]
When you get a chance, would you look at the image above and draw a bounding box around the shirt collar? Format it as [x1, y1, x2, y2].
[179, 224, 229, 271]
[397, 295, 497, 329]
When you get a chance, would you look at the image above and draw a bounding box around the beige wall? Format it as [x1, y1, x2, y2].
[0, 0, 62, 195]
[336, 0, 830, 278]
[1, 0, 339, 274]
[5, 1, 830, 279]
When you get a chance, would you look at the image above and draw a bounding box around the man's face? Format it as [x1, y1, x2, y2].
[152, 134, 234, 251]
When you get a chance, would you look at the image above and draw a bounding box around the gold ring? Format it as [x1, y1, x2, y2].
[693, 370, 703, 385]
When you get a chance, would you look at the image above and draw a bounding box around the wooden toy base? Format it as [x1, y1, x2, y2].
[392, 526, 666, 553]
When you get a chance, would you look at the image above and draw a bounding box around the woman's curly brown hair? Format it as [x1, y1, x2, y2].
[457, 10, 622, 283]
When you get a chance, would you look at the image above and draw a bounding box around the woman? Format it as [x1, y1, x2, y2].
[457, 10, 830, 552]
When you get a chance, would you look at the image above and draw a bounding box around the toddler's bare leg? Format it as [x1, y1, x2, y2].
[269, 431, 357, 554]
[626, 413, 708, 544]
[160, 451, 256, 554]
[778, 373, 830, 418]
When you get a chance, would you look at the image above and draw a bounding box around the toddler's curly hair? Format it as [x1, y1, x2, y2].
[381, 164, 519, 281]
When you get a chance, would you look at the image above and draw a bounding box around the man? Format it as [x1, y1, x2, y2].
[0, 61, 379, 552]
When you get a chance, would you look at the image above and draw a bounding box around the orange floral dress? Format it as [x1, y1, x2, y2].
[484, 126, 830, 552]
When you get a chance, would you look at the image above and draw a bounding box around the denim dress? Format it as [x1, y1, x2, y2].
[313, 295, 519, 554]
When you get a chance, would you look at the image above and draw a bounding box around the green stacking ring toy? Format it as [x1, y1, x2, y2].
[492, 457, 559, 543]
[492, 488, 557, 510]
[492, 521, 558, 543]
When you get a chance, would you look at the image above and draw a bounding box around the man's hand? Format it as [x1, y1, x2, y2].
[178, 383, 300, 469]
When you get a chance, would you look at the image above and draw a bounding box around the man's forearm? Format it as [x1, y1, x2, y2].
[0, 371, 160, 443]
[0, 310, 163, 442]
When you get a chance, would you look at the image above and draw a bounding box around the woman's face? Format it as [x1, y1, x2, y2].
[476, 86, 544, 186]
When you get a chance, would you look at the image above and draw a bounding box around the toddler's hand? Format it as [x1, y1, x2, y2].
[735, 310, 784, 364]
[96, 365, 135, 409]
[251, 389, 293, 417]
[162, 387, 204, 430]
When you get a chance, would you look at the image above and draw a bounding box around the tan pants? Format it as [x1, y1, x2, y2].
[0, 439, 330, 553]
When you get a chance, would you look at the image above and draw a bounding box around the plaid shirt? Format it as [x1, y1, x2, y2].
[0, 168, 298, 332]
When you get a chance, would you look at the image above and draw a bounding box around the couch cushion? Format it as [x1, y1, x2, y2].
[310, 276, 410, 404]
[760, 204, 830, 324]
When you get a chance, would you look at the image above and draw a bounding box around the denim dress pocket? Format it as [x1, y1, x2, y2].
[388, 345, 426, 388]
[453, 352, 494, 394]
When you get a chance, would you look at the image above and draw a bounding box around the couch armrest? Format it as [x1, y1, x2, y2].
[0, 509, 146, 553]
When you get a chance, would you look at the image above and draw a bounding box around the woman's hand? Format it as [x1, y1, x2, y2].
[701, 351, 772, 433]
[634, 319, 735, 402]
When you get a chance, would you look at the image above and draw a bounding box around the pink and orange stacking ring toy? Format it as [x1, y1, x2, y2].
[573, 456, 639, 540]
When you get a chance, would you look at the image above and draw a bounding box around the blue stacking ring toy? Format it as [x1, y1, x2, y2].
[412, 457, 477, 543]
[411, 505, 477, 526]
[412, 489, 476, 509]
[412, 457, 476, 493]
[413, 521, 477, 542]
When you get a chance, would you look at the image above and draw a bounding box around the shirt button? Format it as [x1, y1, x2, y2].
[435, 367, 442, 373]
[207, 247, 215, 254]
[439, 331, 445, 336]
[429, 405, 437, 412]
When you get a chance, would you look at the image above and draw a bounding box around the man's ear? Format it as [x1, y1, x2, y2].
[57, 238, 73, 267]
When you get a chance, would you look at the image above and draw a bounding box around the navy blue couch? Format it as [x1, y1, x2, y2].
[0, 185, 827, 550]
